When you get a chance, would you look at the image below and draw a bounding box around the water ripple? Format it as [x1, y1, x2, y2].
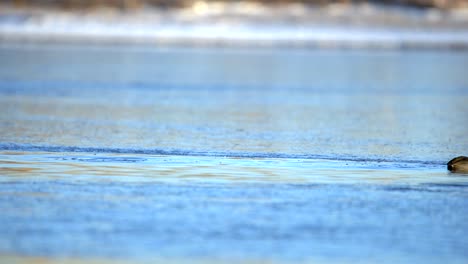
[0, 142, 446, 167]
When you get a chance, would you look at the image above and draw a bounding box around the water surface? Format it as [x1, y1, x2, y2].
[0, 44, 467, 263]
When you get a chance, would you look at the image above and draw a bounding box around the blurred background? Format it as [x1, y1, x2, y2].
[2, 0, 468, 48]
[3, 0, 468, 9]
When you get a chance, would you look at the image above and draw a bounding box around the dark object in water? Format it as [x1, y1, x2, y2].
[447, 156, 468, 173]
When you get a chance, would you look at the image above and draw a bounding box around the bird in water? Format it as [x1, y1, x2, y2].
[447, 156, 468, 173]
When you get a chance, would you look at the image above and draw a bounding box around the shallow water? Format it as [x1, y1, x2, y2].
[0, 44, 467, 263]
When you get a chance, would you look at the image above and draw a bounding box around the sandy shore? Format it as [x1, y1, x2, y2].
[1, 2, 468, 48]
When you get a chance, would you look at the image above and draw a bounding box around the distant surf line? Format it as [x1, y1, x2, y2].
[0, 142, 445, 167]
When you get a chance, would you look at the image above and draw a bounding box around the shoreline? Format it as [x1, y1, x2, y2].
[2, 3, 468, 49]
[2, 26, 468, 50]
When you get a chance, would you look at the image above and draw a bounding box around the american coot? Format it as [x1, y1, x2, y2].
[447, 156, 468, 173]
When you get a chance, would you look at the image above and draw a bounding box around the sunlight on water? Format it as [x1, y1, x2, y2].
[0, 151, 465, 185]
[0, 44, 467, 264]
[0, 45, 467, 164]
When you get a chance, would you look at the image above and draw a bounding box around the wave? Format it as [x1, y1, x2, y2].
[0, 142, 446, 167]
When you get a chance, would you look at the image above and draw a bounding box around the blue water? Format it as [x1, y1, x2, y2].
[1, 180, 468, 264]
[0, 43, 467, 263]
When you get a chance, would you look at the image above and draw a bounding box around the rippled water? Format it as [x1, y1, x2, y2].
[0, 43, 467, 263]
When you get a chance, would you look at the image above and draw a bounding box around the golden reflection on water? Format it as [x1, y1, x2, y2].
[1, 91, 467, 162]
[0, 151, 464, 185]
